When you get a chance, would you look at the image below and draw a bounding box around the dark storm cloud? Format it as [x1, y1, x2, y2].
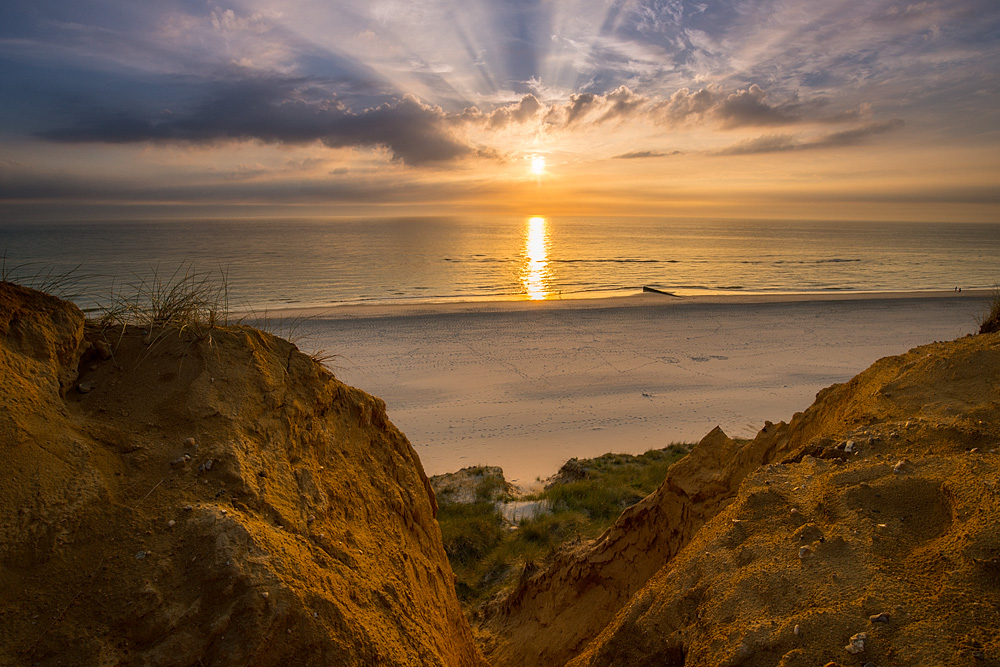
[37, 74, 477, 166]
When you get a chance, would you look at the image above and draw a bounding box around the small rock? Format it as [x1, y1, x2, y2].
[845, 440, 856, 453]
[167, 519, 176, 528]
[262, 591, 270, 599]
[135, 551, 147, 560]
[197, 459, 213, 473]
[183, 505, 193, 512]
[798, 545, 813, 559]
[893, 459, 908, 473]
[869, 612, 890, 624]
[845, 632, 867, 654]
[307, 515, 316, 523]
[184, 437, 196, 448]
[793, 624, 801, 636]
[790, 508, 800, 516]
[169, 454, 190, 469]
[77, 381, 96, 394]
[93, 339, 113, 359]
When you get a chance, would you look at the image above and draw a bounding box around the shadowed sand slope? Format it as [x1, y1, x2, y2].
[0, 283, 485, 666]
[484, 332, 1000, 666]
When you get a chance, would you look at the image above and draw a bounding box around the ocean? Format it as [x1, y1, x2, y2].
[2, 216, 998, 312]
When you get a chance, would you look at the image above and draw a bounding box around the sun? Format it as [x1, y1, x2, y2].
[529, 154, 546, 176]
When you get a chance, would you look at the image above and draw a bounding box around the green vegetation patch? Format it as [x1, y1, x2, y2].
[436, 444, 690, 606]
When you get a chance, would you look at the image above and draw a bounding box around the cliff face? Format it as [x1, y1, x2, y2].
[486, 333, 1000, 666]
[0, 283, 485, 666]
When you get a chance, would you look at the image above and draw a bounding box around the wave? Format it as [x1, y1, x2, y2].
[740, 258, 862, 265]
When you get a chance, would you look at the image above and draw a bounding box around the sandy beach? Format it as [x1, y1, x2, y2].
[265, 290, 990, 486]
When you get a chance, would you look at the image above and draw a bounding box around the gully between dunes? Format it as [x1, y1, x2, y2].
[1, 282, 998, 666]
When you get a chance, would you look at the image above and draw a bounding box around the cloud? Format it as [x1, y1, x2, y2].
[486, 94, 543, 129]
[543, 85, 650, 126]
[716, 133, 799, 155]
[599, 86, 650, 122]
[716, 119, 904, 155]
[813, 118, 905, 147]
[653, 85, 721, 124]
[613, 150, 681, 159]
[716, 84, 805, 127]
[37, 74, 478, 166]
[653, 83, 827, 128]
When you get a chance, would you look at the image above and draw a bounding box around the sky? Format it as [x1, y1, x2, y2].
[1, 0, 999, 221]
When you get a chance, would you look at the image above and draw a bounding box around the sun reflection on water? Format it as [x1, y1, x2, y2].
[521, 216, 551, 300]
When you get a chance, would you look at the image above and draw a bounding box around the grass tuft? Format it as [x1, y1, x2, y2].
[95, 265, 235, 342]
[1, 254, 90, 303]
[978, 286, 1000, 335]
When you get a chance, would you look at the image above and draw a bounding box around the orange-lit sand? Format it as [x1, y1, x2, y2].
[257, 290, 989, 486]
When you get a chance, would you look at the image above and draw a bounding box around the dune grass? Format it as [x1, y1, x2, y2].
[437, 445, 690, 606]
[979, 286, 1000, 335]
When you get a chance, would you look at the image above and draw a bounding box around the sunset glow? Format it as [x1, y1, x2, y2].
[530, 156, 547, 177]
[0, 1, 997, 222]
[521, 217, 551, 300]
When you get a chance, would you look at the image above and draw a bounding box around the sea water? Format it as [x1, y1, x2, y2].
[2, 216, 998, 312]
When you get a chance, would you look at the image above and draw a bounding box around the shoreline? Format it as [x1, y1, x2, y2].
[253, 290, 990, 485]
[240, 288, 991, 321]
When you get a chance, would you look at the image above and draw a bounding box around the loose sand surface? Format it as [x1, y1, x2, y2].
[265, 291, 988, 486]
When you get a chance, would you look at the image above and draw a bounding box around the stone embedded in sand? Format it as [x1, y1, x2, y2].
[845, 440, 856, 453]
[798, 545, 814, 559]
[845, 632, 867, 654]
[893, 459, 909, 473]
[93, 339, 112, 359]
[77, 380, 95, 393]
[869, 612, 890, 624]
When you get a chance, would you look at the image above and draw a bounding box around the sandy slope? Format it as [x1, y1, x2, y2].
[484, 332, 1000, 666]
[0, 283, 484, 666]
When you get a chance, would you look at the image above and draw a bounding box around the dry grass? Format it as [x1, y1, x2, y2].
[1, 254, 89, 303]
[98, 265, 233, 332]
[979, 286, 1000, 335]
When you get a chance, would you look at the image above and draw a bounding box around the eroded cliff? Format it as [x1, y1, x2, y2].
[0, 282, 485, 666]
[484, 333, 1000, 666]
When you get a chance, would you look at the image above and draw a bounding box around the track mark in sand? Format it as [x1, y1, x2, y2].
[456, 340, 554, 386]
